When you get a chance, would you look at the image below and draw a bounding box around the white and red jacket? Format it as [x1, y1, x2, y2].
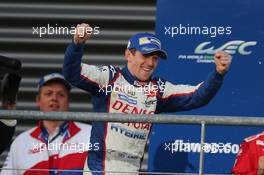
[1, 121, 93, 175]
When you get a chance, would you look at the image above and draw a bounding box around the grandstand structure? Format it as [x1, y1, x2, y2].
[0, 0, 155, 171]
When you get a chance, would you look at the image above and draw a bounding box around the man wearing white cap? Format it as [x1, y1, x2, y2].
[63, 23, 232, 175]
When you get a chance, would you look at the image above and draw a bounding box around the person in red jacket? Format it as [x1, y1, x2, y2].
[232, 132, 264, 175]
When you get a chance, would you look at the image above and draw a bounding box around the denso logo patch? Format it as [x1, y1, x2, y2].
[111, 100, 154, 114]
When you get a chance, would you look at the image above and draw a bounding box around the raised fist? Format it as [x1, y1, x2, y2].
[73, 23, 93, 45]
[214, 51, 232, 75]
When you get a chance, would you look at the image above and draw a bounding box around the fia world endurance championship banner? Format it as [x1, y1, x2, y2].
[148, 0, 264, 174]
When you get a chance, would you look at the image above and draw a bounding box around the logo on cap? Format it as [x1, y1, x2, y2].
[139, 37, 152, 45]
[38, 73, 71, 91]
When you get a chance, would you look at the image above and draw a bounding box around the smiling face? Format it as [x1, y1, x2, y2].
[126, 49, 159, 81]
[36, 82, 69, 112]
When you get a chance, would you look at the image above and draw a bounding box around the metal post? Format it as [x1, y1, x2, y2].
[199, 121, 206, 175]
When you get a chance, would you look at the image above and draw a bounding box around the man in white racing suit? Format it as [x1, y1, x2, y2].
[63, 23, 232, 175]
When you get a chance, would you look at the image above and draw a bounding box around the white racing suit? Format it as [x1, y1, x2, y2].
[63, 42, 224, 175]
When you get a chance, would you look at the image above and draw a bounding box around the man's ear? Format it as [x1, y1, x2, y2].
[125, 49, 132, 62]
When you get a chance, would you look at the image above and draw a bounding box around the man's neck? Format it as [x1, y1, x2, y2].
[43, 121, 64, 135]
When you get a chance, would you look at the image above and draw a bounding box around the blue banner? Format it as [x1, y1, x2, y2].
[149, 0, 264, 173]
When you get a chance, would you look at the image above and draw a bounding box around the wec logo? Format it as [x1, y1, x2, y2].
[194, 40, 257, 55]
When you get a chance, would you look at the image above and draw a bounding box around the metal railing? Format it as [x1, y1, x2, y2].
[1, 109, 264, 175]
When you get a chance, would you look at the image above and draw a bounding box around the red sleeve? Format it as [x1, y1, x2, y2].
[231, 141, 258, 175]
